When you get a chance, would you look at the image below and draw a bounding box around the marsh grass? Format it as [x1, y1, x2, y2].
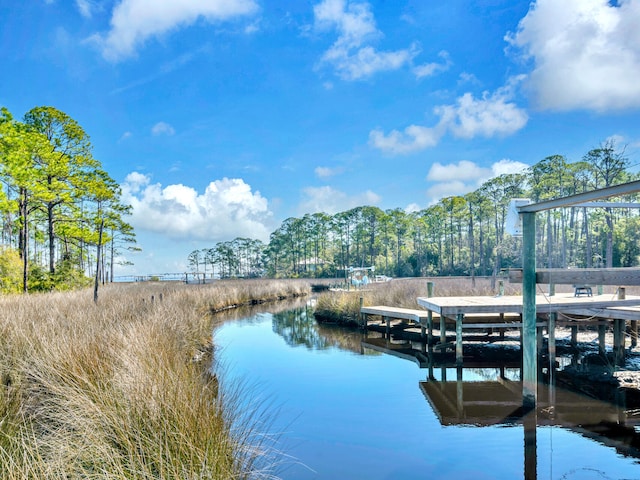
[314, 276, 638, 326]
[0, 279, 310, 479]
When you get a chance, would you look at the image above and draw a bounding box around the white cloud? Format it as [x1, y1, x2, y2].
[370, 79, 528, 154]
[413, 50, 452, 79]
[121, 172, 273, 242]
[425, 159, 529, 204]
[90, 0, 258, 61]
[507, 0, 640, 111]
[425, 180, 470, 202]
[151, 121, 175, 136]
[298, 185, 380, 215]
[313, 0, 419, 80]
[369, 124, 445, 155]
[76, 0, 92, 18]
[315, 166, 344, 178]
[427, 160, 489, 183]
[491, 158, 529, 177]
[404, 203, 421, 213]
[119, 131, 132, 142]
[435, 80, 528, 139]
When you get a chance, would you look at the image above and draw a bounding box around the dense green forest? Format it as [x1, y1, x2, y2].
[0, 106, 136, 294]
[189, 142, 640, 281]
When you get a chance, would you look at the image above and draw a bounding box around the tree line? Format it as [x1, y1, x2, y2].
[189, 141, 639, 281]
[0, 106, 137, 298]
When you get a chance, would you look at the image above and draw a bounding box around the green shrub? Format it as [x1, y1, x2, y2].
[0, 247, 22, 294]
[28, 258, 92, 292]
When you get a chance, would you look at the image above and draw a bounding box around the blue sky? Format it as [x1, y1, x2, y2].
[2, 0, 640, 276]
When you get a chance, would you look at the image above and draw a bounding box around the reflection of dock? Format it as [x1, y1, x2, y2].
[361, 337, 522, 369]
[419, 370, 640, 465]
[419, 377, 633, 428]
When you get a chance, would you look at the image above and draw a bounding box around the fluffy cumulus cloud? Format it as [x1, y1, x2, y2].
[370, 79, 528, 155]
[425, 159, 529, 203]
[91, 0, 258, 61]
[435, 82, 528, 139]
[507, 0, 640, 111]
[313, 0, 419, 80]
[298, 185, 380, 215]
[121, 172, 273, 242]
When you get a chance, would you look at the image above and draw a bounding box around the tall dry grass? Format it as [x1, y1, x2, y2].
[315, 276, 574, 324]
[314, 276, 636, 325]
[0, 279, 310, 479]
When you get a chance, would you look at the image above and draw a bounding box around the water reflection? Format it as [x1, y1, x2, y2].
[272, 303, 372, 354]
[218, 301, 640, 478]
[364, 335, 640, 477]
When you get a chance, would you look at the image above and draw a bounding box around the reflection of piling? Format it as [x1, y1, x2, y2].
[523, 408, 537, 480]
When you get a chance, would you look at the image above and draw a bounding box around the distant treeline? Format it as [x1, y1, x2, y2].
[188, 141, 639, 280]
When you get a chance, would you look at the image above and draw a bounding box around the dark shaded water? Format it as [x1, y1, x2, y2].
[214, 300, 640, 479]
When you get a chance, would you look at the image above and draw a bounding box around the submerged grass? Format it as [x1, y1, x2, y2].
[0, 279, 310, 479]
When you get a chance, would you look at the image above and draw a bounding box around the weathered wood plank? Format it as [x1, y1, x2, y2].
[508, 267, 640, 285]
[360, 305, 430, 321]
[558, 306, 640, 321]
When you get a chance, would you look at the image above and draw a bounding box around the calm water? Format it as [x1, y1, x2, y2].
[213, 300, 640, 480]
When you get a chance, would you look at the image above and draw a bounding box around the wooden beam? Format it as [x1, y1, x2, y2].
[509, 267, 640, 286]
[517, 179, 640, 213]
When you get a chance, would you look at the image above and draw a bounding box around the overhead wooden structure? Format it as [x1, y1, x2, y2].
[509, 267, 640, 285]
[516, 179, 640, 407]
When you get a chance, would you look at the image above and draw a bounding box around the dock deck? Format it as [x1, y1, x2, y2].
[361, 294, 640, 365]
[417, 293, 640, 316]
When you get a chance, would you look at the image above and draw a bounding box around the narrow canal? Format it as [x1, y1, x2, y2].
[213, 299, 640, 479]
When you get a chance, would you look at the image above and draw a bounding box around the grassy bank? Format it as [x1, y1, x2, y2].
[313, 276, 632, 326]
[0, 279, 310, 479]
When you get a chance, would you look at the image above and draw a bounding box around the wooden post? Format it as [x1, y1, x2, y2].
[615, 288, 626, 366]
[614, 319, 623, 366]
[571, 325, 578, 347]
[632, 320, 638, 348]
[549, 283, 555, 296]
[598, 324, 606, 356]
[457, 366, 463, 412]
[426, 282, 434, 351]
[498, 280, 504, 296]
[456, 313, 464, 366]
[522, 211, 537, 408]
[359, 296, 365, 329]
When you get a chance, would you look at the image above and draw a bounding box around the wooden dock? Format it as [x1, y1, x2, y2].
[361, 294, 640, 366]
